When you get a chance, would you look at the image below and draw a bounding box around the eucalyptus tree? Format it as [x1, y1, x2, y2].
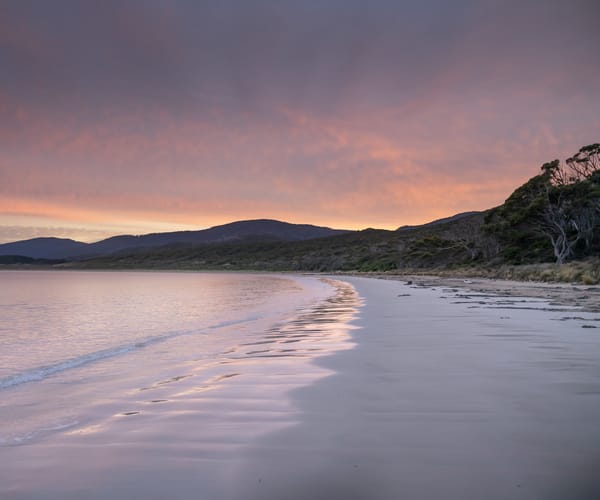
[483, 143, 600, 265]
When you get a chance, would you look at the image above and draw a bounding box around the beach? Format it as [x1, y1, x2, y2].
[231, 276, 600, 499]
[0, 272, 359, 499]
[369, 273, 600, 312]
[2, 273, 600, 499]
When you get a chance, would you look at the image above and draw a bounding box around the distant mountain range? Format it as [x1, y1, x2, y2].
[65, 211, 489, 272]
[0, 219, 350, 260]
[3, 143, 598, 275]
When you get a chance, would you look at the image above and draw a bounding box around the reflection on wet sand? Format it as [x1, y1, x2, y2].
[123, 278, 360, 417]
[230, 276, 600, 500]
[1, 278, 363, 500]
[63, 279, 360, 440]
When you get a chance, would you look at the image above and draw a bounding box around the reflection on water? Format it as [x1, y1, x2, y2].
[1, 277, 363, 500]
[0, 271, 335, 447]
[110, 278, 360, 424]
[230, 280, 359, 360]
[0, 271, 308, 384]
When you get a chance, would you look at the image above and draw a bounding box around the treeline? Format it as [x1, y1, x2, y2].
[483, 143, 600, 264]
[71, 143, 600, 274]
[0, 255, 65, 265]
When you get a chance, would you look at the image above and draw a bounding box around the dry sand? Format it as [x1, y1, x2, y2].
[340, 272, 600, 313]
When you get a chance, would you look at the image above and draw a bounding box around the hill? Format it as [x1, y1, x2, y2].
[69, 138, 600, 275]
[0, 238, 89, 260]
[0, 220, 350, 260]
[4, 142, 599, 279]
[70, 212, 489, 272]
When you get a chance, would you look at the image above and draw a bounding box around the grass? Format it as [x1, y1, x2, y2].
[379, 258, 600, 285]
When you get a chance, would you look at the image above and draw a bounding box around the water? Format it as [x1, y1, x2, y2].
[0, 271, 317, 386]
[0, 270, 359, 453]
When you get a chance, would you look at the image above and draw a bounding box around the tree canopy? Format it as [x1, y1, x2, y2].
[484, 143, 600, 264]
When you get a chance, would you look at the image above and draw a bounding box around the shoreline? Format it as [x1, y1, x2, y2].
[3, 265, 598, 311]
[333, 272, 600, 313]
[1, 272, 599, 499]
[232, 275, 600, 500]
[0, 273, 360, 499]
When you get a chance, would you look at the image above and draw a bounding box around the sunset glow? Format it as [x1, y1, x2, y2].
[1, 0, 599, 242]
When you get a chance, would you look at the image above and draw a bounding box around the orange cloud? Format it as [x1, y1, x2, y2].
[1, 93, 597, 242]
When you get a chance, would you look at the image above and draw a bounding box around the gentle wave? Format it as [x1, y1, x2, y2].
[0, 316, 258, 391]
[0, 419, 80, 446]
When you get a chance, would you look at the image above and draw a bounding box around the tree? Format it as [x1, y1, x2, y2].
[483, 170, 553, 263]
[541, 159, 569, 186]
[565, 143, 600, 182]
[483, 143, 600, 265]
[540, 186, 581, 265]
[538, 155, 600, 264]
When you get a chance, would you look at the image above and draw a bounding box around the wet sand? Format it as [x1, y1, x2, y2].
[233, 276, 600, 500]
[0, 279, 361, 499]
[3, 276, 600, 499]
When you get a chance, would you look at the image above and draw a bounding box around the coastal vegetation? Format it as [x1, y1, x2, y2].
[483, 143, 600, 265]
[3, 143, 599, 284]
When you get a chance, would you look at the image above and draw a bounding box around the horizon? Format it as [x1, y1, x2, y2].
[2, 1, 599, 243]
[0, 209, 487, 244]
[0, 210, 483, 245]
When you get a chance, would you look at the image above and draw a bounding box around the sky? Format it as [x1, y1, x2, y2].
[1, 0, 599, 243]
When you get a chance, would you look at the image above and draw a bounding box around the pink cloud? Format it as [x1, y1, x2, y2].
[1, 87, 598, 235]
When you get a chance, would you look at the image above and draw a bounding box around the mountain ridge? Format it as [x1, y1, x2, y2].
[0, 219, 351, 260]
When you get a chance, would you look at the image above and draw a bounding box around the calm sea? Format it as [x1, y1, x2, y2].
[0, 270, 358, 449]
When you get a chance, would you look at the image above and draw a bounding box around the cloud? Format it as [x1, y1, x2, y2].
[0, 0, 599, 238]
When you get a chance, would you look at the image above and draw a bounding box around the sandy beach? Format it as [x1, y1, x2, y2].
[339, 272, 600, 313]
[398, 274, 600, 313]
[232, 276, 600, 500]
[2, 274, 600, 499]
